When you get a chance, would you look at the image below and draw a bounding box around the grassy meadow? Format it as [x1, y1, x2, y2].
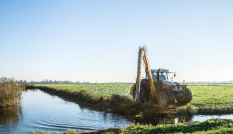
[35, 83, 233, 114]
[36, 83, 132, 98]
[185, 84, 233, 113]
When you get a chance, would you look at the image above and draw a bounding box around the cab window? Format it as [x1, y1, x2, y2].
[160, 72, 167, 80]
[152, 73, 157, 82]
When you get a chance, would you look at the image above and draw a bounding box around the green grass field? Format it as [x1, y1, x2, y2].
[36, 83, 233, 113]
[36, 83, 132, 98]
[186, 84, 233, 110]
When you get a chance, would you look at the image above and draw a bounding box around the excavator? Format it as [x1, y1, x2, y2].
[130, 46, 192, 106]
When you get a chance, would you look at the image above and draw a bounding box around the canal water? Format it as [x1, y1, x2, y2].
[1, 89, 233, 133]
[0, 90, 132, 133]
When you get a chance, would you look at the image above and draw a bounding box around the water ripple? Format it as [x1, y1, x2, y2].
[0, 90, 132, 133]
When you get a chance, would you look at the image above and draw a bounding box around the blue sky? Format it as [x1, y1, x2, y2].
[0, 0, 233, 82]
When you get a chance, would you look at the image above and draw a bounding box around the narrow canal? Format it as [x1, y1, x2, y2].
[0, 89, 132, 133]
[1, 89, 233, 133]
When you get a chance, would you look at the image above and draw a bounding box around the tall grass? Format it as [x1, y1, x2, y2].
[0, 77, 24, 107]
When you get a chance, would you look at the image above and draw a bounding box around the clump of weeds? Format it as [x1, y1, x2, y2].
[0, 77, 24, 107]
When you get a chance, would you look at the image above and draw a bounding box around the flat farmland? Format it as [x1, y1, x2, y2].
[36, 83, 233, 113]
[184, 84, 233, 111]
[36, 83, 132, 98]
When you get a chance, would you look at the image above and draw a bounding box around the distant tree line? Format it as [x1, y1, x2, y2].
[0, 78, 133, 84]
[13, 79, 133, 84]
[16, 79, 84, 84]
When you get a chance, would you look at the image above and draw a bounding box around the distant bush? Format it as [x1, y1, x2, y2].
[0, 77, 24, 107]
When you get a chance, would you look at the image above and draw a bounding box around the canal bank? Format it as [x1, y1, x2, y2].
[1, 86, 233, 133]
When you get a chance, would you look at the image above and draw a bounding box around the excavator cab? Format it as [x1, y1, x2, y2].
[147, 69, 169, 81]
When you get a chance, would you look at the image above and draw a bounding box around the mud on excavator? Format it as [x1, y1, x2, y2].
[130, 46, 192, 106]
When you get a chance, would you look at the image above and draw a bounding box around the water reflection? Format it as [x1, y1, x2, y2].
[134, 114, 181, 126]
[24, 88, 38, 92]
[0, 90, 132, 133]
[157, 114, 233, 125]
[0, 105, 23, 132]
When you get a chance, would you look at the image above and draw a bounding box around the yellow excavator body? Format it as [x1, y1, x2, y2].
[135, 46, 157, 102]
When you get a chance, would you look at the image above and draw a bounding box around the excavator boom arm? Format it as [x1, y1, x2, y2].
[142, 49, 157, 98]
[135, 46, 157, 102]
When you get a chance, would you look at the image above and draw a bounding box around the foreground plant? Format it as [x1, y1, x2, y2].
[103, 119, 233, 134]
[27, 129, 78, 134]
[0, 77, 24, 107]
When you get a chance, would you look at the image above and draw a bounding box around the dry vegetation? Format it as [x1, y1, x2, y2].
[0, 77, 24, 107]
